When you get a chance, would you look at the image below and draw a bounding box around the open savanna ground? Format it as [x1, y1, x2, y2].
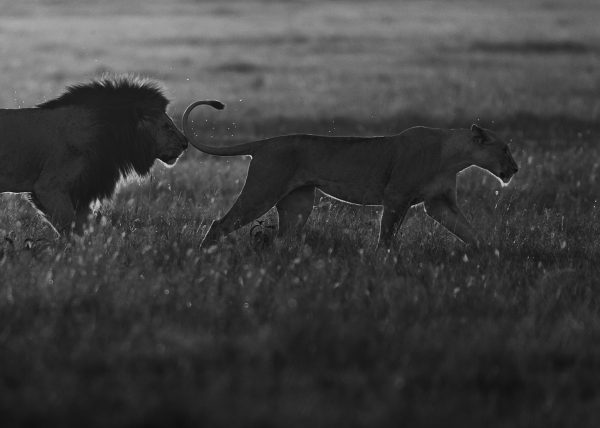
[1, 0, 600, 426]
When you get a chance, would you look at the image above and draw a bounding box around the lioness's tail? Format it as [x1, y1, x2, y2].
[183, 100, 265, 156]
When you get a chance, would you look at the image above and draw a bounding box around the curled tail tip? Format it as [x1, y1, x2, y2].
[204, 100, 225, 110]
[187, 100, 226, 112]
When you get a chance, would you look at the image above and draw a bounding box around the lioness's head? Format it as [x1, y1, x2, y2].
[469, 124, 518, 184]
[141, 111, 189, 166]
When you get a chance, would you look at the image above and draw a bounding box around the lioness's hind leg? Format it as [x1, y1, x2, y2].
[276, 186, 315, 236]
[378, 194, 412, 249]
[201, 164, 294, 247]
[202, 196, 284, 247]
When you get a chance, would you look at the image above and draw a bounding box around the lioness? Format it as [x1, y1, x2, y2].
[183, 102, 518, 248]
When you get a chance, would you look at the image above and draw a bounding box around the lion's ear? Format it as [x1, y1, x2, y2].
[471, 124, 487, 144]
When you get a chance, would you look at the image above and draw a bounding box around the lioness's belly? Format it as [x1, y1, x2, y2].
[316, 181, 384, 206]
[301, 140, 392, 206]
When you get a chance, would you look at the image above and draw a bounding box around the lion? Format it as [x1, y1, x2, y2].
[183, 101, 519, 248]
[0, 75, 206, 235]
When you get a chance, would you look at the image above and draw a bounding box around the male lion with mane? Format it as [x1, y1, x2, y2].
[183, 101, 519, 249]
[0, 75, 194, 235]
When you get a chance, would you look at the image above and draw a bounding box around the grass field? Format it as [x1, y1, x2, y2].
[1, 0, 600, 426]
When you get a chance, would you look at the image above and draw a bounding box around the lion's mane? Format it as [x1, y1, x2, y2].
[37, 75, 170, 208]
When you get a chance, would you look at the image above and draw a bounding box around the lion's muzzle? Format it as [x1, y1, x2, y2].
[499, 164, 518, 183]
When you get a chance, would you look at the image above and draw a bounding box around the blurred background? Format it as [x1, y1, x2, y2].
[2, 0, 598, 125]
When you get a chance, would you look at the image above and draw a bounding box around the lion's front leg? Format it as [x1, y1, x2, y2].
[424, 193, 479, 246]
[74, 206, 92, 235]
[30, 188, 77, 236]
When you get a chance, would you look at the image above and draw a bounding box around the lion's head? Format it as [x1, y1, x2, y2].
[137, 110, 189, 167]
[469, 124, 519, 184]
[37, 75, 189, 205]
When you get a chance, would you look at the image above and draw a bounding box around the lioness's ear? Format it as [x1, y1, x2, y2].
[471, 124, 487, 144]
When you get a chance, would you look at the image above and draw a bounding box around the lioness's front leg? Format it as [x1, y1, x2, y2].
[424, 191, 479, 246]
